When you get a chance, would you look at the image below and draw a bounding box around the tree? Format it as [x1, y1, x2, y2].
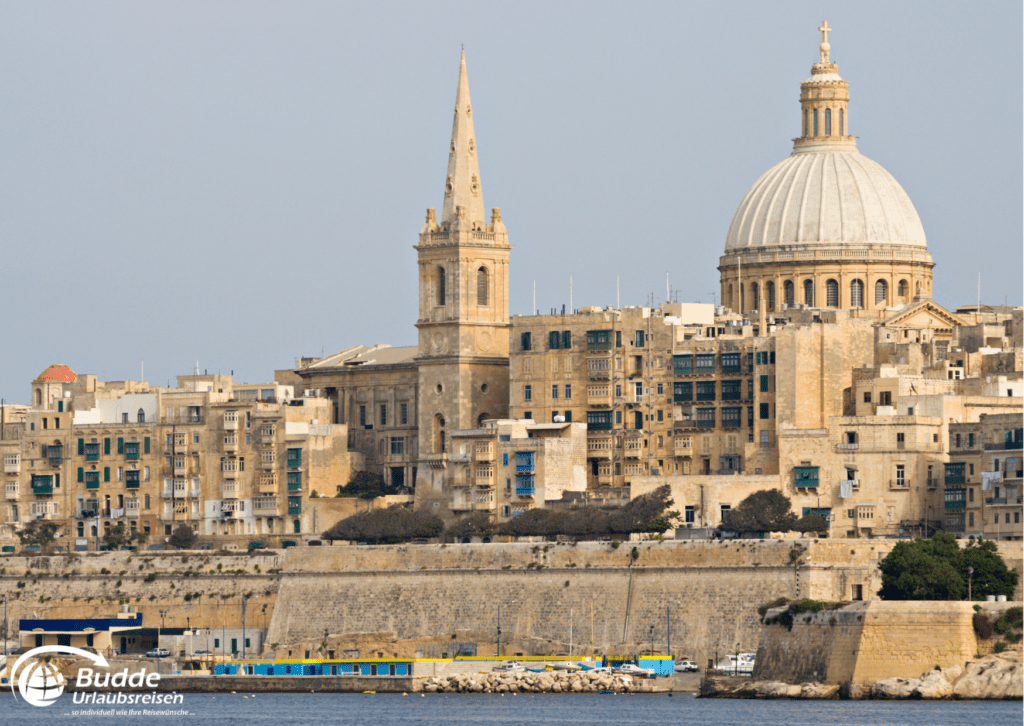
[445, 512, 496, 542]
[102, 523, 142, 550]
[336, 471, 400, 499]
[608, 485, 676, 534]
[721, 490, 797, 534]
[876, 532, 1018, 601]
[792, 515, 828, 534]
[498, 509, 567, 538]
[958, 538, 1019, 600]
[169, 525, 197, 550]
[561, 508, 611, 539]
[323, 505, 443, 544]
[18, 521, 59, 547]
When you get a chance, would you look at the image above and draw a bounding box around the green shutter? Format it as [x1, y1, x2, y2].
[78, 438, 85, 455]
[104, 467, 110, 482]
[549, 331, 560, 349]
[77, 467, 84, 483]
[562, 330, 571, 349]
[54, 473, 59, 488]
[104, 438, 110, 455]
[144, 437, 150, 454]
[117, 438, 124, 454]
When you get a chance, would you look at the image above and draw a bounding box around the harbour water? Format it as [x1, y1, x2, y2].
[5, 692, 1021, 725]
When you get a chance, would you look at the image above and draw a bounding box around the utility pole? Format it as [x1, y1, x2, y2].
[187, 615, 193, 676]
[158, 610, 166, 674]
[241, 597, 248, 661]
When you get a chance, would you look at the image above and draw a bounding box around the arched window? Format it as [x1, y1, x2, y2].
[803, 110, 808, 137]
[825, 108, 832, 136]
[437, 267, 446, 305]
[783, 280, 795, 306]
[897, 279, 908, 299]
[434, 415, 446, 454]
[803, 279, 815, 306]
[477, 267, 489, 306]
[766, 281, 775, 311]
[826, 279, 839, 307]
[293, 519, 301, 534]
[751, 282, 759, 310]
[839, 108, 844, 136]
[813, 109, 819, 136]
[728, 284, 734, 310]
[477, 413, 488, 427]
[35, 389, 42, 406]
[850, 279, 864, 308]
[137, 408, 145, 423]
[875, 279, 888, 306]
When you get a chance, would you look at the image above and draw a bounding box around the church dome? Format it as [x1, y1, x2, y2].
[34, 363, 77, 383]
[724, 146, 927, 252]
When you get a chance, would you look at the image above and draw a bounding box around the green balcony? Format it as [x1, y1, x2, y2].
[287, 481, 302, 491]
[795, 466, 819, 488]
[674, 392, 692, 403]
[32, 476, 53, 495]
[288, 506, 302, 515]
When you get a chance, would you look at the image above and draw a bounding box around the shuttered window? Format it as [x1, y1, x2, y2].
[477, 267, 488, 306]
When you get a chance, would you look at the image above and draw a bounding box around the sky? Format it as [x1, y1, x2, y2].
[1, 1, 1020, 402]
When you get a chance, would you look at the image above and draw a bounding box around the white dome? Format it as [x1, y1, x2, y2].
[725, 147, 927, 252]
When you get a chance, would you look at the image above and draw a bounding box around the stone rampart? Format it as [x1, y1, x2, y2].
[752, 600, 1021, 686]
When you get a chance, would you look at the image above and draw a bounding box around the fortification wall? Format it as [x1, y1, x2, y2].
[753, 601, 1020, 686]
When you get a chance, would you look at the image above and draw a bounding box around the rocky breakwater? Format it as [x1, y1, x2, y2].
[866, 652, 1022, 700]
[423, 670, 651, 694]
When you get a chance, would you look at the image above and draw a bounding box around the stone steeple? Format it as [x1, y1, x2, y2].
[440, 51, 486, 228]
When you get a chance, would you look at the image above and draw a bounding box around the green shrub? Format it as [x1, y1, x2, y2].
[758, 597, 790, 619]
[993, 641, 1006, 653]
[973, 612, 993, 640]
[610, 541, 621, 549]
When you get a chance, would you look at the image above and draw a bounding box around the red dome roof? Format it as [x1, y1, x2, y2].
[34, 364, 78, 383]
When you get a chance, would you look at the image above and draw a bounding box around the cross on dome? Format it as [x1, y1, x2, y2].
[818, 21, 832, 62]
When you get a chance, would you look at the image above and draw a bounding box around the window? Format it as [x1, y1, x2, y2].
[803, 279, 814, 306]
[895, 464, 905, 487]
[784, 280, 794, 305]
[437, 267, 446, 305]
[839, 107, 844, 135]
[615, 411, 622, 424]
[826, 279, 839, 307]
[721, 380, 741, 401]
[656, 410, 663, 422]
[766, 281, 775, 311]
[824, 107, 831, 135]
[635, 330, 645, 347]
[477, 267, 489, 306]
[562, 331, 571, 349]
[759, 403, 770, 420]
[551, 385, 558, 400]
[521, 332, 532, 351]
[615, 331, 622, 348]
[720, 504, 731, 523]
[549, 331, 561, 350]
[695, 354, 715, 373]
[400, 403, 408, 426]
[875, 279, 888, 306]
[380, 405, 387, 427]
[813, 108, 818, 136]
[850, 279, 864, 308]
[864, 392, 872, 403]
[564, 384, 572, 400]
[897, 279, 908, 298]
[524, 385, 532, 402]
[750, 282, 759, 310]
[586, 330, 612, 351]
[684, 506, 695, 523]
[696, 381, 716, 401]
[390, 437, 404, 455]
[696, 408, 715, 429]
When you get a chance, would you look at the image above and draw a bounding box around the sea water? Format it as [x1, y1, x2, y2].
[5, 692, 1021, 725]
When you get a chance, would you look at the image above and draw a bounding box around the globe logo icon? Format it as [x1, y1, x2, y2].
[17, 660, 66, 707]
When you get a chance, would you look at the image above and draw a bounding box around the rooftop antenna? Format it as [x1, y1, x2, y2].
[977, 273, 981, 311]
[616, 276, 620, 309]
[666, 272, 669, 305]
[533, 280, 536, 315]
[570, 275, 573, 313]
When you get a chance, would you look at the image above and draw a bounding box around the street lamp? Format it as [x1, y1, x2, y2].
[187, 616, 193, 676]
[497, 601, 515, 659]
[967, 565, 974, 601]
[158, 610, 167, 675]
[649, 625, 655, 658]
[666, 601, 681, 660]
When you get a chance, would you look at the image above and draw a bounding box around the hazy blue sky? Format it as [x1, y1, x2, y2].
[1, 1, 1020, 402]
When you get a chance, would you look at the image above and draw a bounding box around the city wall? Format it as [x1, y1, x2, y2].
[752, 600, 1020, 686]
[1, 540, 1020, 667]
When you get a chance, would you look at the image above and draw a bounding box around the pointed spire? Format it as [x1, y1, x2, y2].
[441, 50, 485, 227]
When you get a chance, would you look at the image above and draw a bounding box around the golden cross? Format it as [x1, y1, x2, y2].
[818, 21, 831, 46]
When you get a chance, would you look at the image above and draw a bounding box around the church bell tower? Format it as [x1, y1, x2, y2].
[414, 51, 511, 475]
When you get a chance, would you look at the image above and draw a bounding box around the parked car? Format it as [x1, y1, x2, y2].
[191, 649, 213, 657]
[145, 648, 170, 658]
[675, 660, 698, 672]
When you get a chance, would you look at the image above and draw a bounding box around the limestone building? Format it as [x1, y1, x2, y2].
[719, 23, 934, 315]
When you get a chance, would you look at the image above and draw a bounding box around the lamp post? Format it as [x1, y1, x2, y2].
[666, 601, 681, 660]
[967, 565, 974, 601]
[158, 609, 167, 675]
[241, 597, 248, 662]
[649, 625, 655, 658]
[187, 616, 193, 676]
[497, 600, 515, 659]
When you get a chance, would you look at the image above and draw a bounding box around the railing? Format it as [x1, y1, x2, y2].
[288, 505, 301, 515]
[126, 481, 140, 490]
[587, 421, 613, 431]
[945, 500, 966, 510]
[85, 453, 100, 462]
[695, 392, 716, 402]
[721, 417, 742, 429]
[945, 476, 965, 486]
[696, 420, 715, 429]
[288, 481, 302, 491]
[795, 478, 819, 488]
[721, 391, 742, 401]
[516, 486, 535, 497]
[889, 480, 908, 489]
[926, 478, 939, 488]
[721, 364, 742, 374]
[984, 441, 1023, 450]
[836, 442, 859, 450]
[448, 453, 471, 463]
[4, 461, 19, 474]
[287, 458, 302, 468]
[986, 497, 1008, 505]
[673, 392, 692, 402]
[515, 463, 535, 473]
[32, 483, 53, 495]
